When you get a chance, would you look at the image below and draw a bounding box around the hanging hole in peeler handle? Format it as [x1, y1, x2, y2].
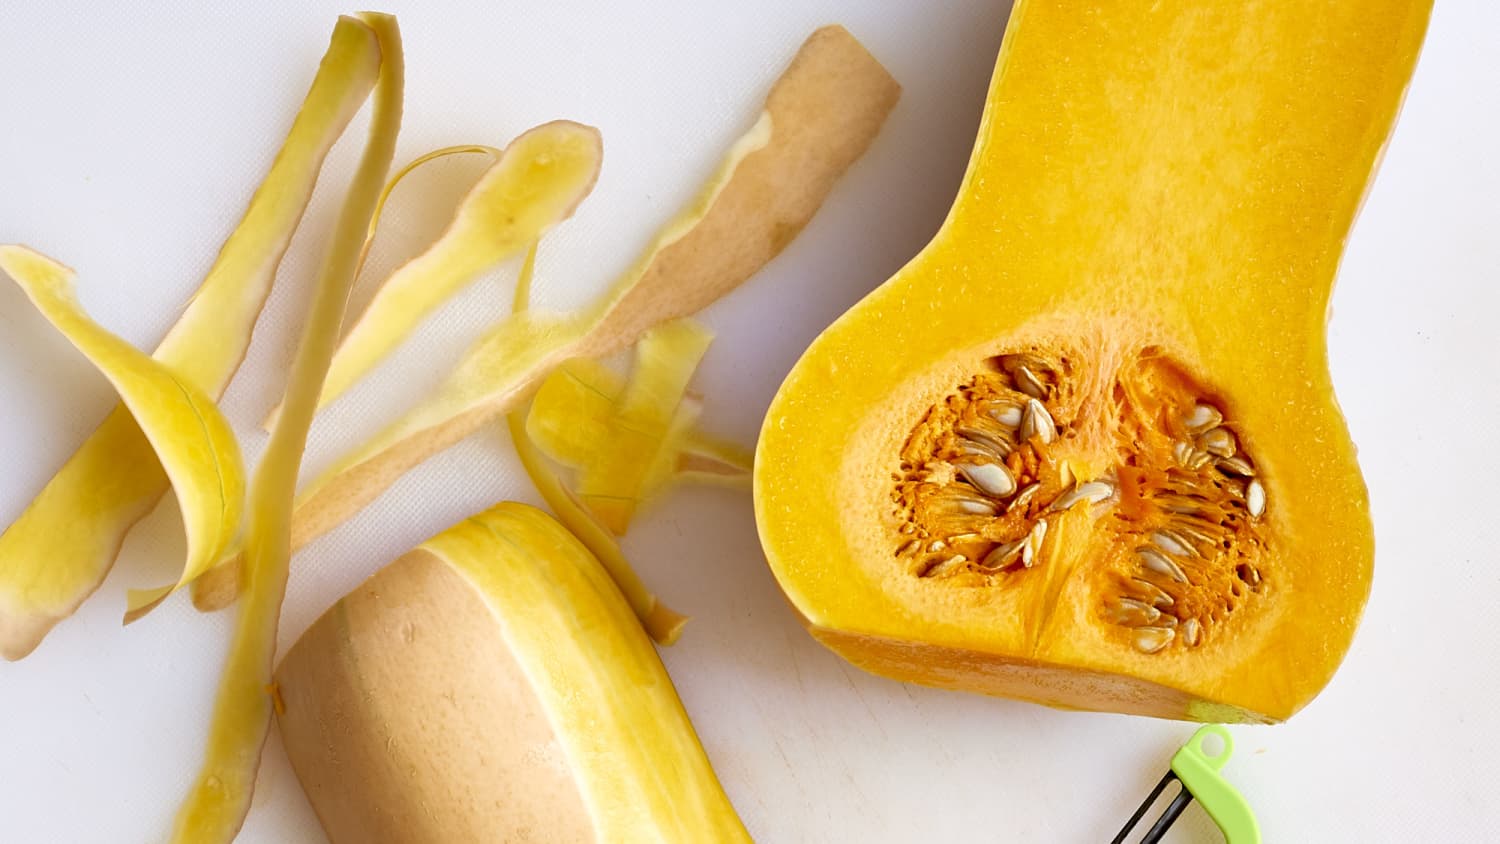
[1185, 724, 1232, 768]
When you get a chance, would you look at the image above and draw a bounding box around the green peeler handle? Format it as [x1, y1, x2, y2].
[1170, 725, 1261, 844]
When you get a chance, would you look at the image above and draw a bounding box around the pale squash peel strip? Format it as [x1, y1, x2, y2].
[249, 26, 900, 588]
[261, 120, 604, 430]
[0, 247, 246, 623]
[197, 142, 482, 608]
[0, 17, 382, 660]
[576, 318, 714, 534]
[169, 14, 402, 842]
[198, 127, 604, 608]
[525, 360, 620, 464]
[525, 360, 753, 494]
[507, 243, 687, 644]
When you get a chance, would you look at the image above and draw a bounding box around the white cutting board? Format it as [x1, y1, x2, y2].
[1, 2, 1497, 841]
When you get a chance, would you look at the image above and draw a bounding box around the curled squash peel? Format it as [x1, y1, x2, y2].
[192, 24, 900, 613]
[262, 119, 604, 429]
[170, 13, 402, 842]
[0, 247, 246, 624]
[573, 318, 715, 535]
[755, 0, 1432, 722]
[193, 121, 606, 611]
[0, 17, 382, 660]
[507, 243, 688, 645]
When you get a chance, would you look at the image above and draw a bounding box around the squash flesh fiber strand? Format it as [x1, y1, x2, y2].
[169, 13, 402, 842]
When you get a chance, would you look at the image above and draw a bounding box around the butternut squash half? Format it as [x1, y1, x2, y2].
[755, 0, 1432, 723]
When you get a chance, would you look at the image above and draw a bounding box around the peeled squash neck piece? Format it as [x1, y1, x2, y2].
[755, 1, 1432, 722]
[276, 503, 750, 843]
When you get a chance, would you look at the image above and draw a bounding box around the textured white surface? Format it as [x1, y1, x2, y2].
[0, 2, 1496, 842]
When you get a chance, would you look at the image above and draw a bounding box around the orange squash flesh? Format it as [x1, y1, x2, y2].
[755, 0, 1432, 722]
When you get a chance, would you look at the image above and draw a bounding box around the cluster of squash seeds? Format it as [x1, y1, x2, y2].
[890, 348, 1269, 655]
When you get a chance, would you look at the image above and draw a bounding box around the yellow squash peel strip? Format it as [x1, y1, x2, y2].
[169, 14, 402, 842]
[507, 244, 687, 644]
[262, 120, 604, 429]
[247, 25, 900, 591]
[524, 360, 620, 463]
[525, 359, 753, 494]
[0, 247, 246, 622]
[198, 127, 605, 607]
[575, 318, 714, 535]
[0, 17, 382, 660]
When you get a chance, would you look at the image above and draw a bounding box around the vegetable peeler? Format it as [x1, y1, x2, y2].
[1112, 725, 1260, 844]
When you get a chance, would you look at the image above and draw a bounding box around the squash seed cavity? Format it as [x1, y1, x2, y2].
[889, 348, 1269, 655]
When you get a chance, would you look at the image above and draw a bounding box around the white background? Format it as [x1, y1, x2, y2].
[1, 2, 1496, 841]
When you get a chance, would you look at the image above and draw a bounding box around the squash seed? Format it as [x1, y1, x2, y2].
[1246, 479, 1266, 519]
[1009, 482, 1042, 513]
[1216, 455, 1255, 477]
[1150, 530, 1194, 558]
[980, 539, 1023, 570]
[956, 459, 1016, 498]
[1198, 427, 1236, 458]
[1183, 403, 1223, 433]
[1019, 399, 1056, 445]
[1162, 501, 1205, 516]
[985, 401, 1024, 428]
[1138, 547, 1188, 583]
[927, 555, 969, 577]
[957, 420, 1015, 456]
[1133, 626, 1175, 654]
[1181, 618, 1203, 647]
[1168, 522, 1217, 546]
[1130, 578, 1174, 608]
[959, 438, 1009, 463]
[957, 498, 998, 516]
[1111, 597, 1161, 626]
[1050, 480, 1114, 513]
[1014, 365, 1048, 400]
[1020, 518, 1048, 567]
[933, 487, 1000, 517]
